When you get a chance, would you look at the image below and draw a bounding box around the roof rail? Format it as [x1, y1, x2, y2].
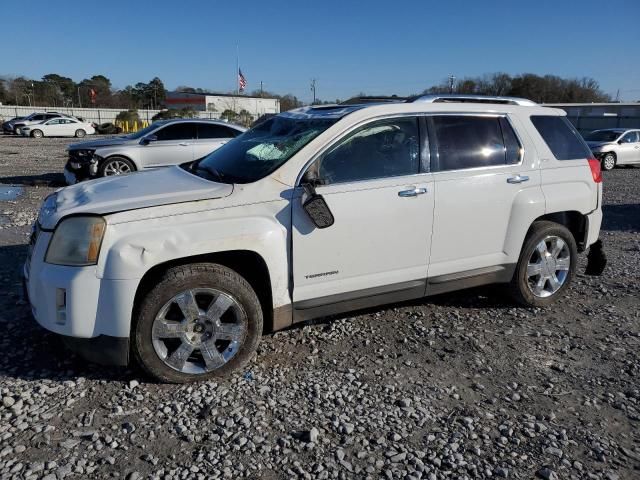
[409, 94, 537, 106]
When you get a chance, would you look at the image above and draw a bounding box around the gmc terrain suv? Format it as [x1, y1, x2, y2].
[64, 119, 246, 183]
[25, 95, 605, 383]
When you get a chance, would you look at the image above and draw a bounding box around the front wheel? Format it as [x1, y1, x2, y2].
[601, 152, 616, 171]
[133, 263, 263, 383]
[99, 156, 135, 177]
[31, 129, 44, 138]
[75, 129, 86, 138]
[510, 221, 577, 307]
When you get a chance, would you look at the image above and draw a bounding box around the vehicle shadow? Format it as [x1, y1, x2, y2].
[294, 284, 517, 331]
[602, 203, 640, 232]
[0, 244, 135, 383]
[0, 173, 66, 187]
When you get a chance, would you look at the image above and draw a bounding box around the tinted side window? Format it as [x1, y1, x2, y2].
[155, 123, 197, 141]
[317, 118, 420, 184]
[197, 124, 238, 139]
[32, 115, 45, 121]
[621, 132, 639, 143]
[530, 116, 591, 160]
[430, 116, 505, 171]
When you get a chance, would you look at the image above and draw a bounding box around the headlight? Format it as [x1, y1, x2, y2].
[45, 216, 106, 266]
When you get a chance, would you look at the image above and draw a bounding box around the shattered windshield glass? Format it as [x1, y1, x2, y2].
[190, 116, 337, 183]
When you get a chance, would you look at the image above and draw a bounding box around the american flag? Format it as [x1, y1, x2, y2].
[238, 69, 247, 92]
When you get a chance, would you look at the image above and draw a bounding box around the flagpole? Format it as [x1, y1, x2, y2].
[236, 44, 239, 97]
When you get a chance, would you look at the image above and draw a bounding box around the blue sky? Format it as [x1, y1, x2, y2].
[2, 0, 639, 102]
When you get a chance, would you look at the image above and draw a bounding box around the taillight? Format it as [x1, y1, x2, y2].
[588, 158, 602, 183]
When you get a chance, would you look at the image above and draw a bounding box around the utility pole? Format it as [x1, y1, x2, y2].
[448, 75, 456, 94]
[310, 78, 317, 104]
[615, 89, 620, 102]
[260, 81, 263, 98]
[31, 83, 36, 107]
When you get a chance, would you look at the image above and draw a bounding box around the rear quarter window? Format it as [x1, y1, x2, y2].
[530, 115, 592, 160]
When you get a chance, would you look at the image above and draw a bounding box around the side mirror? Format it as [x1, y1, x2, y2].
[141, 134, 158, 145]
[301, 171, 334, 229]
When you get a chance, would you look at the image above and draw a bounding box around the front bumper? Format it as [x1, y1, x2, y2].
[24, 228, 137, 366]
[64, 160, 97, 183]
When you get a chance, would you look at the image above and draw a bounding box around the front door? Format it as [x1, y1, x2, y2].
[292, 117, 434, 310]
[617, 131, 640, 164]
[43, 119, 66, 136]
[192, 123, 239, 159]
[141, 123, 196, 168]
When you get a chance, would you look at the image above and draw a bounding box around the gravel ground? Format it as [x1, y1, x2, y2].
[0, 134, 639, 480]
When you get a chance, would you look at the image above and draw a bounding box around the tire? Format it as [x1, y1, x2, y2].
[133, 263, 263, 383]
[31, 129, 43, 139]
[509, 221, 577, 307]
[99, 156, 136, 177]
[601, 152, 616, 171]
[75, 129, 86, 138]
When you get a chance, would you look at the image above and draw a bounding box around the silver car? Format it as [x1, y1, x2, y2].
[64, 119, 246, 183]
[585, 128, 640, 170]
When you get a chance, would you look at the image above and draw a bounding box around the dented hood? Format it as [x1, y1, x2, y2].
[40, 166, 233, 229]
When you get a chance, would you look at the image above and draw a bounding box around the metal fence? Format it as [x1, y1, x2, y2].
[0, 105, 163, 125]
[545, 103, 640, 136]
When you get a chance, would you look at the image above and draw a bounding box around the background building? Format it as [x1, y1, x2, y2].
[545, 103, 640, 135]
[165, 91, 280, 120]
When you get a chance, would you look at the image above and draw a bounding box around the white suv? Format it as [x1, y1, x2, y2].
[25, 95, 605, 383]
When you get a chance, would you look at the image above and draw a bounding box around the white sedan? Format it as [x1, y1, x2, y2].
[20, 118, 96, 138]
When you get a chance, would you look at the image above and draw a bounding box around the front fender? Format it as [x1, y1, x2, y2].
[94, 148, 140, 170]
[98, 202, 291, 311]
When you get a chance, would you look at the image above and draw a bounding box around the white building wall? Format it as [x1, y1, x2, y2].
[205, 96, 280, 116]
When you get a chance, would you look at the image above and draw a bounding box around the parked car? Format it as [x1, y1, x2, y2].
[20, 117, 95, 138]
[5, 112, 71, 135]
[25, 95, 605, 383]
[64, 119, 246, 184]
[584, 128, 640, 170]
[2, 115, 27, 134]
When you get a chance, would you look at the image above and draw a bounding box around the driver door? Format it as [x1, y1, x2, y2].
[291, 117, 434, 315]
[141, 123, 196, 167]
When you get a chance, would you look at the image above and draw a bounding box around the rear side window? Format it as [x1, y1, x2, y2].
[197, 124, 239, 139]
[429, 115, 519, 171]
[530, 115, 591, 160]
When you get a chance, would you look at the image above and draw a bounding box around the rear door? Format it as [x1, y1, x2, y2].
[427, 114, 541, 279]
[193, 124, 239, 159]
[141, 123, 196, 167]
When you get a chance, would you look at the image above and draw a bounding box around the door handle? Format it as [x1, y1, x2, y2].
[398, 187, 427, 197]
[179, 142, 190, 146]
[507, 175, 529, 184]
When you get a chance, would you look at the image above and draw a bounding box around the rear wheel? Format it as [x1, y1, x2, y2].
[99, 156, 135, 177]
[601, 152, 616, 171]
[510, 221, 577, 307]
[75, 129, 86, 138]
[133, 263, 263, 383]
[31, 129, 43, 138]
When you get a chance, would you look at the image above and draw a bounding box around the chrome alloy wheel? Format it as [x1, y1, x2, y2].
[103, 160, 132, 176]
[526, 235, 571, 298]
[603, 153, 615, 171]
[152, 288, 247, 374]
